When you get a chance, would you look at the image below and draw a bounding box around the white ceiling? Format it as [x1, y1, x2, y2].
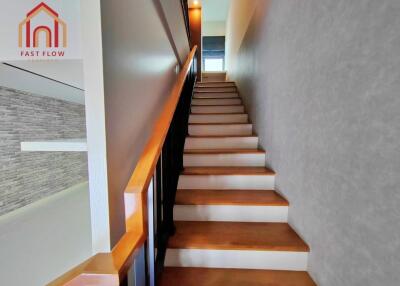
[0, 62, 84, 104]
[4, 60, 84, 89]
[202, 0, 230, 22]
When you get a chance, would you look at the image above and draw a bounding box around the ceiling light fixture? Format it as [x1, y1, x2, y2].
[193, 0, 199, 6]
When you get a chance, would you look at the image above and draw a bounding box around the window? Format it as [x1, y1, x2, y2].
[204, 58, 224, 71]
[202, 36, 225, 72]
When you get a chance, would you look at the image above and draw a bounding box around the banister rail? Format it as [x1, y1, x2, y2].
[48, 46, 198, 286]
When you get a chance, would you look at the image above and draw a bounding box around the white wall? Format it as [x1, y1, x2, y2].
[0, 183, 92, 286]
[160, 0, 190, 65]
[225, 0, 258, 78]
[81, 0, 190, 247]
[101, 0, 189, 246]
[202, 0, 230, 22]
[203, 21, 226, 36]
[80, 0, 111, 253]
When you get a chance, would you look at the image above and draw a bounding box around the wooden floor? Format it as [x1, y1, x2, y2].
[168, 221, 309, 252]
[184, 148, 265, 154]
[159, 267, 316, 286]
[175, 189, 288, 206]
[182, 166, 275, 175]
[188, 134, 258, 138]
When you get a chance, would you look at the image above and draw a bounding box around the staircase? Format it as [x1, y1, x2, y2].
[160, 81, 316, 285]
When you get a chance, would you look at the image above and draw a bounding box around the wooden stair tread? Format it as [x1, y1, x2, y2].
[192, 104, 243, 107]
[192, 96, 239, 100]
[189, 123, 251, 126]
[195, 85, 235, 87]
[196, 85, 235, 87]
[191, 103, 242, 106]
[194, 86, 236, 89]
[192, 96, 240, 100]
[168, 221, 309, 252]
[195, 83, 236, 86]
[194, 90, 238, 94]
[184, 149, 264, 154]
[195, 82, 236, 88]
[182, 167, 275, 175]
[195, 88, 237, 91]
[193, 96, 240, 99]
[175, 189, 288, 206]
[159, 267, 316, 286]
[197, 81, 235, 84]
[190, 112, 245, 115]
[197, 81, 235, 83]
[188, 134, 258, 138]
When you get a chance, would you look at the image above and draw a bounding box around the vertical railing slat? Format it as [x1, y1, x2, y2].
[145, 51, 197, 284]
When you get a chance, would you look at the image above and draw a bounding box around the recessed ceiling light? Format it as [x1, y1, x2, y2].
[193, 0, 199, 5]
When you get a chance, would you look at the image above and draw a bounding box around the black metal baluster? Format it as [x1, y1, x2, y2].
[152, 55, 197, 283]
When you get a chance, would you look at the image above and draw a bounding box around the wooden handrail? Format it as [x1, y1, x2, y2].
[48, 46, 197, 286]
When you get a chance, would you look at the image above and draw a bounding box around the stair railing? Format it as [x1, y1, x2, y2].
[48, 46, 197, 286]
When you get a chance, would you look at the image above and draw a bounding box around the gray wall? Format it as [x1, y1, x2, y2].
[230, 1, 400, 285]
[99, 0, 189, 246]
[0, 86, 87, 215]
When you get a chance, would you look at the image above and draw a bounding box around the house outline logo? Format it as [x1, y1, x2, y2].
[18, 2, 67, 49]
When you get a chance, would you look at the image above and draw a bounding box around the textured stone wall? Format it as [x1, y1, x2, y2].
[230, 0, 400, 285]
[0, 86, 88, 215]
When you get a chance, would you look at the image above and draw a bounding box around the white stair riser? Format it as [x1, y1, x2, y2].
[165, 249, 308, 271]
[193, 92, 238, 99]
[189, 114, 248, 124]
[185, 137, 258, 149]
[188, 124, 252, 136]
[195, 87, 237, 93]
[192, 98, 242, 106]
[174, 205, 288, 222]
[183, 153, 265, 167]
[191, 105, 244, 114]
[178, 175, 275, 190]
